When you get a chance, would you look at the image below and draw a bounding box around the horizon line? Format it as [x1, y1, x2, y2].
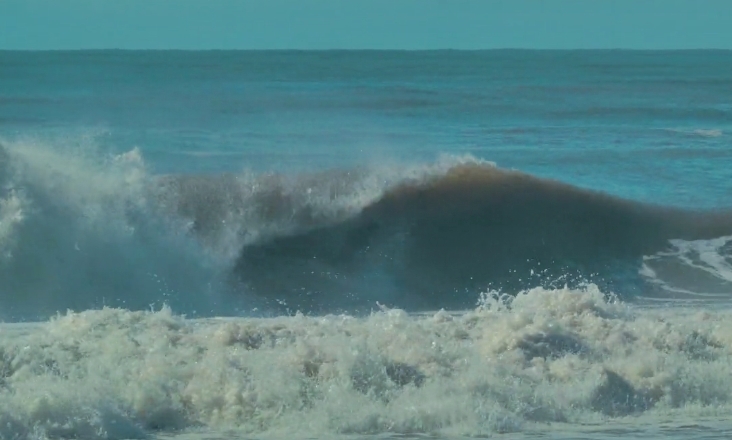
[2, 48, 731, 52]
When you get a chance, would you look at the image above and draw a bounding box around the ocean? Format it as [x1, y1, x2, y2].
[0, 50, 731, 439]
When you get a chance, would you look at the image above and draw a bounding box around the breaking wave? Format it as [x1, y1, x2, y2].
[1, 139, 732, 319]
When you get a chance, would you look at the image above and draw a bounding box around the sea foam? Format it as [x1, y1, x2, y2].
[2, 286, 732, 438]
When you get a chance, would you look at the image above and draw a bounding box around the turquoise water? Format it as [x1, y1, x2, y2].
[2, 51, 730, 205]
[0, 50, 731, 439]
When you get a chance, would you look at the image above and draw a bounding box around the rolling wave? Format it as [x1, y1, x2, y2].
[224, 165, 732, 311]
[1, 141, 731, 318]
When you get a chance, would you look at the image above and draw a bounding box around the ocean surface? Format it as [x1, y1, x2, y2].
[0, 50, 731, 439]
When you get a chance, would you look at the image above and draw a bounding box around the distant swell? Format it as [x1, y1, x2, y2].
[161, 164, 732, 313]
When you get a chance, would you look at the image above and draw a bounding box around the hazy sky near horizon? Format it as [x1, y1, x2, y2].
[1, 0, 731, 50]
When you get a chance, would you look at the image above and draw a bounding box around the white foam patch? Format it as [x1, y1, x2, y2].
[693, 129, 723, 138]
[663, 127, 724, 138]
[670, 236, 732, 281]
[3, 285, 732, 439]
[641, 236, 732, 299]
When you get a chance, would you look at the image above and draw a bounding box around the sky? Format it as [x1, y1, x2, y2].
[1, 0, 731, 50]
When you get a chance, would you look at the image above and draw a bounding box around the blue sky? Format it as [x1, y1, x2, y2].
[1, 0, 731, 50]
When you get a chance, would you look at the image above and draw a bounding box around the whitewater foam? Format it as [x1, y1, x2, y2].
[3, 285, 732, 439]
[640, 236, 732, 300]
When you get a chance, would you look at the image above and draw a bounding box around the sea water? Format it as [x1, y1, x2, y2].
[0, 50, 731, 439]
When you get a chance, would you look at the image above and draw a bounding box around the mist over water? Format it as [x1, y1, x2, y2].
[0, 141, 229, 320]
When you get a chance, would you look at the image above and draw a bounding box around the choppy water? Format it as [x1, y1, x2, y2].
[0, 50, 731, 439]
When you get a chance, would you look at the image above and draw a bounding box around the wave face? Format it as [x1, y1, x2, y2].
[1, 140, 732, 318]
[222, 164, 732, 312]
